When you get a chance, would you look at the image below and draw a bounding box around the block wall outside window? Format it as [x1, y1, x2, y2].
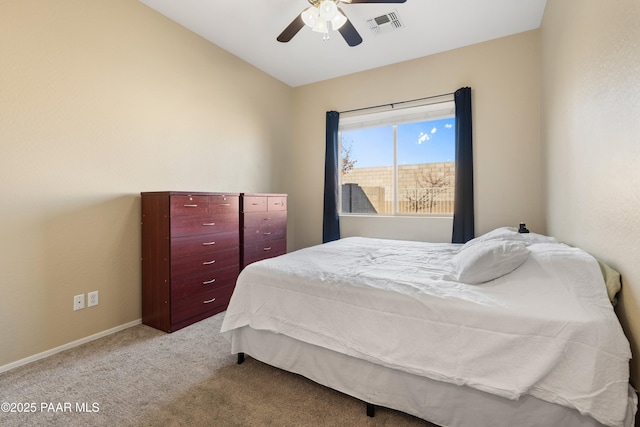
[342, 162, 455, 215]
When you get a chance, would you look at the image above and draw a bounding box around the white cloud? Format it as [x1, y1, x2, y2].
[445, 123, 453, 129]
[431, 127, 437, 134]
[418, 132, 430, 144]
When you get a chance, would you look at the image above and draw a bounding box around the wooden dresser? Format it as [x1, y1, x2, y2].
[141, 191, 240, 332]
[240, 193, 287, 269]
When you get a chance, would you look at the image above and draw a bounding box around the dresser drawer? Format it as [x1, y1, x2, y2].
[243, 238, 287, 266]
[171, 284, 235, 324]
[170, 213, 239, 237]
[268, 196, 287, 211]
[242, 196, 267, 213]
[170, 195, 209, 216]
[242, 210, 287, 229]
[242, 225, 286, 245]
[171, 231, 239, 259]
[171, 265, 239, 300]
[209, 195, 239, 213]
[170, 247, 239, 280]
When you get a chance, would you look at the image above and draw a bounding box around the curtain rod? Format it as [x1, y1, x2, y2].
[339, 91, 455, 115]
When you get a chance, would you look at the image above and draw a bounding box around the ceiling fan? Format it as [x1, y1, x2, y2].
[277, 0, 407, 47]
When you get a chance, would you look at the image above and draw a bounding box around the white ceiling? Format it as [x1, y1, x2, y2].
[138, 0, 547, 87]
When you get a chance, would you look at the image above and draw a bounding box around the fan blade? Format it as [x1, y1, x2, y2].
[348, 0, 406, 3]
[337, 15, 363, 47]
[277, 14, 305, 43]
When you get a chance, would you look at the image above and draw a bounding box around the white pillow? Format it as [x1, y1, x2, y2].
[461, 227, 522, 250]
[462, 227, 557, 250]
[452, 239, 529, 284]
[519, 232, 558, 245]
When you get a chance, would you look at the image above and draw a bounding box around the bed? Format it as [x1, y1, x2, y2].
[220, 228, 637, 427]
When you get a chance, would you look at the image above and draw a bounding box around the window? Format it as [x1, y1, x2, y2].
[339, 101, 455, 216]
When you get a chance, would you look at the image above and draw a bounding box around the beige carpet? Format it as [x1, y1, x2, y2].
[0, 312, 434, 426]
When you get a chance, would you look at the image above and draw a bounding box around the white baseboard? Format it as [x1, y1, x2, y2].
[0, 319, 142, 374]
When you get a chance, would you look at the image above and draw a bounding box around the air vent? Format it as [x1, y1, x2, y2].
[367, 10, 404, 35]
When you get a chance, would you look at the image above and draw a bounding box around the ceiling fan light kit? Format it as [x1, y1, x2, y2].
[301, 1, 347, 39]
[278, 0, 407, 46]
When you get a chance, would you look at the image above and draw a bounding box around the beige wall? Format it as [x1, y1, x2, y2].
[0, 0, 292, 368]
[540, 0, 640, 385]
[292, 30, 543, 249]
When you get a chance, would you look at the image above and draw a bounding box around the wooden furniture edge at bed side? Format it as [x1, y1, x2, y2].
[635, 390, 639, 427]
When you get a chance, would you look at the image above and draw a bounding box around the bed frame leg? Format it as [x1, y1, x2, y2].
[366, 403, 375, 417]
[237, 352, 245, 364]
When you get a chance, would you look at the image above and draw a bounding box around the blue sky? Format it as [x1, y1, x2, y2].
[342, 118, 455, 168]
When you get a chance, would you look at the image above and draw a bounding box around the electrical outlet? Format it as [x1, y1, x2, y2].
[88, 291, 99, 307]
[74, 294, 85, 311]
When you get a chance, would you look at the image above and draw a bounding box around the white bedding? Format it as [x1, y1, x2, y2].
[221, 236, 633, 427]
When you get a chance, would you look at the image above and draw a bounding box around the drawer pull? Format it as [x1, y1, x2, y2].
[203, 278, 216, 285]
[263, 232, 272, 235]
[263, 247, 272, 251]
[263, 217, 271, 221]
[202, 260, 216, 265]
[202, 222, 216, 226]
[183, 204, 198, 208]
[203, 298, 216, 304]
[218, 203, 231, 207]
[202, 241, 216, 246]
[251, 202, 260, 205]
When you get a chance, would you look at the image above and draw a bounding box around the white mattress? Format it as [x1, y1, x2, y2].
[221, 236, 634, 426]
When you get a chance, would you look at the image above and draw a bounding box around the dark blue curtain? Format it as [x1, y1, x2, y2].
[323, 111, 341, 243]
[452, 87, 475, 244]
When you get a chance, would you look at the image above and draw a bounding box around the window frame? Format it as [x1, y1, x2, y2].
[338, 100, 456, 218]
